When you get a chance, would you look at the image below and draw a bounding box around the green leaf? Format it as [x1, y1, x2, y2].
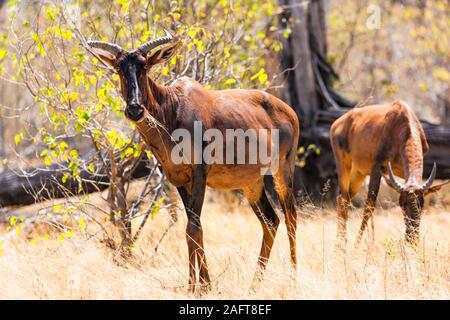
[74, 108, 90, 122]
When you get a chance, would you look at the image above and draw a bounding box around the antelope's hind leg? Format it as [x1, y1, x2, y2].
[336, 162, 365, 244]
[273, 157, 298, 271]
[243, 181, 280, 287]
[334, 154, 352, 242]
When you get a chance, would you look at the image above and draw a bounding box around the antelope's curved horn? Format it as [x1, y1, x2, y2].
[387, 162, 403, 192]
[87, 40, 123, 56]
[138, 29, 175, 55]
[421, 162, 437, 192]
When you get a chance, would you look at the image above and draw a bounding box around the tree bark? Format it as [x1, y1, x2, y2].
[278, 0, 352, 202]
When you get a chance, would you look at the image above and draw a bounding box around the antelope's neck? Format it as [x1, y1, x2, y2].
[134, 76, 177, 165]
[401, 109, 424, 188]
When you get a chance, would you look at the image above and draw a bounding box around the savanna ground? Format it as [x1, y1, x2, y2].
[0, 181, 449, 299]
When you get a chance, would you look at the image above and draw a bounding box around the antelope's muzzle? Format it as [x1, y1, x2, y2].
[404, 211, 421, 244]
[125, 103, 144, 122]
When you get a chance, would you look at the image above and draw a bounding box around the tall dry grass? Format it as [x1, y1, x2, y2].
[0, 188, 449, 299]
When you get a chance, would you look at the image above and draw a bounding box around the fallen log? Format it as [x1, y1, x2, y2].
[0, 151, 153, 207]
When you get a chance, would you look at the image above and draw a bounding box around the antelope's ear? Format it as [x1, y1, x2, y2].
[146, 41, 180, 66]
[90, 48, 117, 67]
[424, 180, 450, 196]
[87, 41, 123, 68]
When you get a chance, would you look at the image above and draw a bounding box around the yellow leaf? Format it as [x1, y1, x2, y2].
[14, 133, 22, 145]
[251, 68, 268, 84]
[224, 78, 236, 85]
[69, 92, 79, 102]
[31, 236, 40, 246]
[224, 47, 230, 58]
[78, 218, 86, 230]
[258, 72, 268, 85]
[433, 68, 450, 82]
[418, 82, 428, 92]
[44, 156, 52, 166]
[251, 68, 264, 81]
[197, 40, 204, 53]
[0, 49, 8, 60]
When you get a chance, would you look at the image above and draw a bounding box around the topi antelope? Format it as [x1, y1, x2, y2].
[330, 100, 449, 245]
[88, 30, 299, 292]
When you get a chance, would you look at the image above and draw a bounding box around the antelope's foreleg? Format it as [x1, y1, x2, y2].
[178, 165, 210, 294]
[356, 165, 382, 246]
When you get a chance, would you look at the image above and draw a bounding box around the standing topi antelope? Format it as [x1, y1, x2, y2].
[330, 100, 449, 245]
[87, 30, 299, 292]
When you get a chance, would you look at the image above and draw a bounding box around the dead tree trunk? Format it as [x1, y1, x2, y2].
[277, 0, 354, 203]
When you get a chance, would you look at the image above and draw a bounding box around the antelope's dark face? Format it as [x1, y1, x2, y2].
[398, 187, 425, 242]
[116, 51, 147, 121]
[87, 30, 179, 122]
[385, 162, 449, 243]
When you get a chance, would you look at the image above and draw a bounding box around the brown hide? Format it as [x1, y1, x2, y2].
[330, 100, 428, 189]
[330, 100, 432, 244]
[134, 76, 300, 191]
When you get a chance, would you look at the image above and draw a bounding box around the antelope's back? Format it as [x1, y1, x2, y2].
[172, 77, 299, 144]
[330, 101, 427, 173]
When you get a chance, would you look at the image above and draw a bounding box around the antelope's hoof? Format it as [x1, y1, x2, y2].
[199, 282, 212, 295]
[334, 235, 348, 251]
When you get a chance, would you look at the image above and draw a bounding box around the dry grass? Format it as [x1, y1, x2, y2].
[0, 188, 449, 300]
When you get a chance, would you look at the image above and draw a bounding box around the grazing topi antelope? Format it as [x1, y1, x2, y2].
[87, 30, 299, 292]
[330, 100, 449, 244]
